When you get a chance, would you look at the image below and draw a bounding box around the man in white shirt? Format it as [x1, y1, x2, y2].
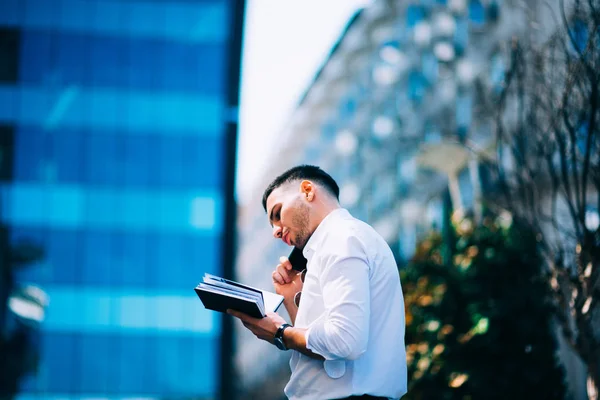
[228, 165, 407, 400]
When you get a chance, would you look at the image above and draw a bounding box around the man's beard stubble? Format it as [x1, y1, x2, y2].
[291, 201, 311, 249]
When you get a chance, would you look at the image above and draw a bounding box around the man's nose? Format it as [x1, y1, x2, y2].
[272, 224, 282, 239]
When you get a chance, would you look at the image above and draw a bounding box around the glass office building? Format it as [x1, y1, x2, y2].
[0, 0, 240, 397]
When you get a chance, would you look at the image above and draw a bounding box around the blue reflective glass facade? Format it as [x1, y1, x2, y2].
[1, 0, 237, 397]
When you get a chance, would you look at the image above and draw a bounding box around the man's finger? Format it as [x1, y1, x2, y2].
[227, 309, 251, 323]
[279, 256, 293, 270]
[276, 264, 293, 283]
[272, 270, 285, 285]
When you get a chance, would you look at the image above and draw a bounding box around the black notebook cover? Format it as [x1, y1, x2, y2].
[194, 287, 264, 319]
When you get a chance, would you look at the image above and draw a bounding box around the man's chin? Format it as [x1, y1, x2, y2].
[293, 236, 310, 250]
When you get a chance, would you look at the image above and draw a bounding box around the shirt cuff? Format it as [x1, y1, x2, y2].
[305, 318, 335, 360]
[305, 326, 314, 352]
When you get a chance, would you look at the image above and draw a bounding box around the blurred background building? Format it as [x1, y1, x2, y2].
[0, 0, 243, 398]
[235, 0, 589, 398]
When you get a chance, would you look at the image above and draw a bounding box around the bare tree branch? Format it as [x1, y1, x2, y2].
[581, 84, 598, 224]
[479, 2, 600, 395]
[588, 0, 598, 22]
[560, 0, 594, 77]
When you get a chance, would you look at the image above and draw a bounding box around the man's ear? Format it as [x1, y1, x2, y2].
[300, 180, 314, 201]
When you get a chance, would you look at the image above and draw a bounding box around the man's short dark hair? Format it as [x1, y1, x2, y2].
[262, 165, 340, 212]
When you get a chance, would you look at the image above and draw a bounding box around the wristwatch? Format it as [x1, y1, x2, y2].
[273, 323, 292, 350]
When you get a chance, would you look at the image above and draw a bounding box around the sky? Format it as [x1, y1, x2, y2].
[235, 0, 371, 205]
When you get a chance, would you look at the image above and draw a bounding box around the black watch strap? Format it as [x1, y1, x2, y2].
[274, 323, 292, 350]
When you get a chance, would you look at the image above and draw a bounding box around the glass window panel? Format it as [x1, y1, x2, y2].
[14, 130, 228, 189]
[153, 233, 185, 288]
[15, 127, 44, 181]
[122, 134, 152, 187]
[41, 332, 79, 393]
[117, 334, 149, 393]
[153, 335, 217, 395]
[82, 231, 113, 285]
[52, 128, 84, 183]
[181, 136, 223, 188]
[85, 132, 118, 186]
[19, 30, 227, 92]
[8, 183, 48, 226]
[90, 35, 126, 87]
[339, 96, 356, 119]
[144, 232, 161, 290]
[468, 0, 485, 26]
[10, 86, 54, 125]
[408, 71, 427, 103]
[163, 2, 197, 35]
[58, 0, 90, 30]
[84, 187, 118, 228]
[19, 32, 53, 84]
[454, 17, 469, 55]
[128, 37, 159, 90]
[79, 333, 113, 393]
[421, 52, 438, 84]
[155, 335, 185, 395]
[5, 85, 224, 134]
[129, 1, 164, 38]
[46, 228, 80, 284]
[11, 227, 220, 287]
[0, 0, 20, 26]
[55, 33, 87, 85]
[116, 232, 148, 287]
[181, 234, 221, 282]
[39, 332, 218, 395]
[171, 43, 225, 93]
[406, 5, 424, 28]
[169, 335, 219, 396]
[10, 0, 229, 42]
[158, 135, 184, 188]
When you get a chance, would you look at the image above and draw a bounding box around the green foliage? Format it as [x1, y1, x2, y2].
[401, 212, 566, 400]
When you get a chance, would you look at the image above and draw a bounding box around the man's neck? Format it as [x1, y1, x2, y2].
[312, 203, 341, 230]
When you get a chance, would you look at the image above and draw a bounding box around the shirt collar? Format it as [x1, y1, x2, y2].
[302, 208, 350, 260]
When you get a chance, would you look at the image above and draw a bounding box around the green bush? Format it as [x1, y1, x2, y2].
[401, 212, 566, 400]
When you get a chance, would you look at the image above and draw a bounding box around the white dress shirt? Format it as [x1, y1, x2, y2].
[285, 208, 407, 400]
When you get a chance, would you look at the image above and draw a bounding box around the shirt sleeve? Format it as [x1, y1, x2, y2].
[305, 235, 370, 361]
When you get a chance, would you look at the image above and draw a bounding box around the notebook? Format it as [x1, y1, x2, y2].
[194, 273, 284, 319]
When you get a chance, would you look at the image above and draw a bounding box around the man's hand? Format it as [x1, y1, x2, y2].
[272, 256, 303, 301]
[227, 310, 287, 344]
[228, 309, 324, 360]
